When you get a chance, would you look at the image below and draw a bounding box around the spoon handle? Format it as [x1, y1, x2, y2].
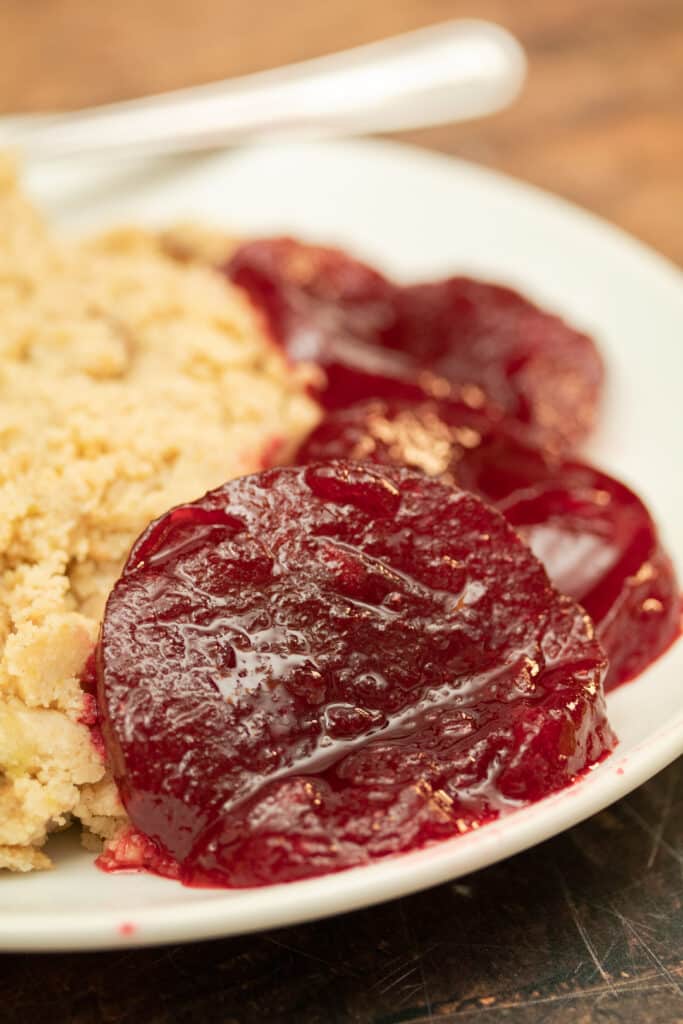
[3, 20, 525, 161]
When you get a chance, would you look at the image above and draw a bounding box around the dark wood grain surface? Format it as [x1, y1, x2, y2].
[1, 2, 682, 1021]
[2, 765, 683, 1023]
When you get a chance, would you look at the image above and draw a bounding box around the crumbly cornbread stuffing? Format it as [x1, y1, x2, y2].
[0, 157, 318, 870]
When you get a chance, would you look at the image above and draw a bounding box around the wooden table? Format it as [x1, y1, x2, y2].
[2, 0, 682, 266]
[1, 2, 682, 1021]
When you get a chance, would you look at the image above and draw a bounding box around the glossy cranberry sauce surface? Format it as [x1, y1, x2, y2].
[225, 238, 603, 452]
[97, 462, 613, 886]
[297, 400, 681, 689]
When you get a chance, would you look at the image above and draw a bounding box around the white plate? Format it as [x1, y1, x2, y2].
[3, 139, 682, 952]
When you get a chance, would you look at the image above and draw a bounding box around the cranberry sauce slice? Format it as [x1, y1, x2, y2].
[225, 237, 430, 410]
[380, 278, 603, 452]
[297, 400, 681, 689]
[98, 461, 612, 887]
[224, 237, 603, 450]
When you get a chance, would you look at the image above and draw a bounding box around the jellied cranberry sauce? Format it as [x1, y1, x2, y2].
[226, 237, 603, 452]
[93, 235, 679, 888]
[98, 463, 613, 886]
[297, 398, 681, 690]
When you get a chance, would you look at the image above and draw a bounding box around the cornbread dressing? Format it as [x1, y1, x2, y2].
[0, 158, 319, 871]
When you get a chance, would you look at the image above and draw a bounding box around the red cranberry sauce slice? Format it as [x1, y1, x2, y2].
[97, 462, 612, 886]
[223, 238, 603, 450]
[296, 400, 681, 689]
[225, 238, 424, 409]
[380, 278, 603, 452]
